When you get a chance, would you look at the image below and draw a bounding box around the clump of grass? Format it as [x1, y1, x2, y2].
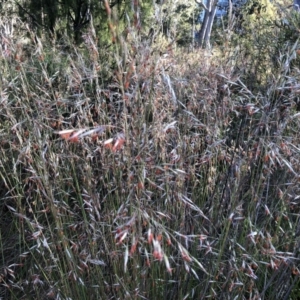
[1, 6, 300, 300]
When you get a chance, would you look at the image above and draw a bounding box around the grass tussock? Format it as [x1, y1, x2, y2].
[1, 13, 300, 300]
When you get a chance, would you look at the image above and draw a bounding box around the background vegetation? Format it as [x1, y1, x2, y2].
[1, 0, 300, 299]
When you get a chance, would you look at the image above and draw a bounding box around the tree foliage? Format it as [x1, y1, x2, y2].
[13, 0, 155, 44]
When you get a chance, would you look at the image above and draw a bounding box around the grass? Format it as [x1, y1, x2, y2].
[1, 11, 300, 300]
